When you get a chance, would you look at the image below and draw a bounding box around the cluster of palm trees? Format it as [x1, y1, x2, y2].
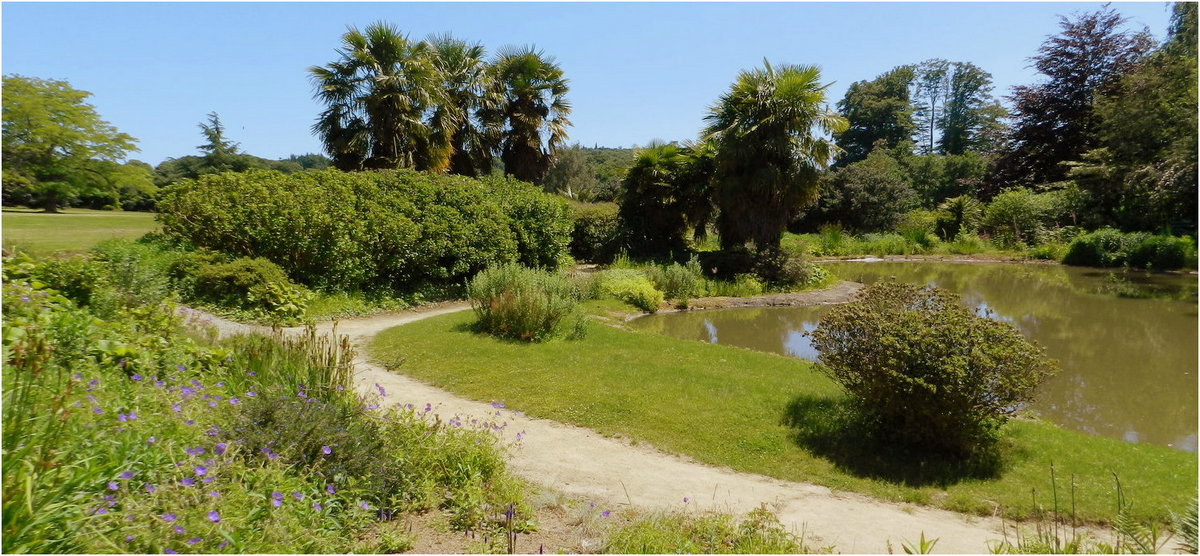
[310, 22, 570, 183]
[622, 61, 846, 255]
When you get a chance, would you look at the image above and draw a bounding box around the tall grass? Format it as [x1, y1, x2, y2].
[467, 263, 585, 341]
[2, 255, 529, 553]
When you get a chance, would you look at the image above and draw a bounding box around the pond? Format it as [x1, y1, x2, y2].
[629, 261, 1198, 452]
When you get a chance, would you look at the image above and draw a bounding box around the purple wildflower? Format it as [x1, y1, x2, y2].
[246, 391, 256, 397]
[325, 484, 335, 495]
[131, 374, 143, 381]
[601, 510, 611, 518]
[491, 401, 505, 409]
[203, 476, 214, 483]
[209, 490, 220, 498]
[359, 501, 370, 510]
[107, 481, 119, 491]
[155, 379, 165, 387]
[173, 525, 185, 534]
[214, 442, 227, 455]
[181, 478, 195, 486]
[184, 419, 195, 426]
[125, 535, 134, 542]
[248, 371, 256, 377]
[180, 386, 195, 397]
[93, 406, 103, 414]
[165, 549, 178, 554]
[367, 403, 379, 410]
[271, 491, 283, 507]
[683, 497, 689, 503]
[186, 538, 202, 546]
[194, 465, 207, 476]
[145, 483, 156, 493]
[147, 436, 156, 444]
[219, 541, 228, 549]
[171, 404, 182, 413]
[313, 502, 322, 511]
[229, 397, 239, 405]
[161, 513, 177, 522]
[119, 471, 134, 480]
[207, 510, 220, 523]
[321, 445, 332, 455]
[375, 383, 386, 397]
[176, 364, 186, 372]
[292, 491, 303, 500]
[336, 385, 344, 391]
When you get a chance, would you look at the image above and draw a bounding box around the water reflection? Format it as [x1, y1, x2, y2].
[629, 262, 1198, 452]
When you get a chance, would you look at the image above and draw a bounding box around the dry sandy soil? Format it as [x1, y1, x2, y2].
[179, 284, 1019, 553]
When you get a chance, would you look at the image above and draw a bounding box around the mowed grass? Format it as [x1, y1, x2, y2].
[369, 310, 1196, 525]
[2, 208, 158, 256]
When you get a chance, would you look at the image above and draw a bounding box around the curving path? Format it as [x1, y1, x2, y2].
[178, 289, 1013, 554]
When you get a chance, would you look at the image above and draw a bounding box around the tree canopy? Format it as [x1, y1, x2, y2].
[2, 74, 141, 211]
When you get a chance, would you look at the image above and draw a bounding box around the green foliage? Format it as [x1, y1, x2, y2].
[591, 269, 665, 312]
[751, 248, 830, 289]
[603, 506, 808, 554]
[2, 75, 143, 212]
[2, 267, 525, 553]
[834, 65, 917, 165]
[490, 45, 572, 184]
[543, 143, 599, 200]
[1173, 499, 1198, 554]
[156, 168, 572, 291]
[801, 146, 916, 233]
[467, 263, 584, 341]
[643, 260, 704, 305]
[935, 195, 984, 240]
[983, 187, 1053, 246]
[810, 281, 1058, 456]
[705, 61, 847, 250]
[192, 257, 311, 323]
[568, 201, 621, 263]
[618, 141, 714, 259]
[900, 151, 989, 207]
[1062, 228, 1194, 270]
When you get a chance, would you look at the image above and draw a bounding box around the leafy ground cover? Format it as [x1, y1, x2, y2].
[2, 208, 158, 256]
[369, 310, 1196, 525]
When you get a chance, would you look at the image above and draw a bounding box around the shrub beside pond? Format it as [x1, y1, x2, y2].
[467, 264, 585, 341]
[1063, 228, 1195, 270]
[809, 281, 1058, 457]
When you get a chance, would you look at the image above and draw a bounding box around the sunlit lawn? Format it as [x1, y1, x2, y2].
[370, 309, 1196, 525]
[2, 208, 158, 256]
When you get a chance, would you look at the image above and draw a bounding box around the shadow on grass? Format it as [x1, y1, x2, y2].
[782, 395, 1012, 487]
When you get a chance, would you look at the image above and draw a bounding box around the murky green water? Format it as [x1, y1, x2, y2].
[629, 262, 1198, 451]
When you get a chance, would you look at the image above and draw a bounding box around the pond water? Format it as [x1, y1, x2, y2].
[628, 262, 1198, 452]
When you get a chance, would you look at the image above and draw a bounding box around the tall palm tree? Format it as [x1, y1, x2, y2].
[489, 46, 572, 184]
[309, 22, 444, 172]
[704, 60, 847, 250]
[427, 34, 495, 177]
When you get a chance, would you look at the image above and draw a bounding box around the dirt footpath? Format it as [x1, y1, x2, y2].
[180, 285, 1013, 553]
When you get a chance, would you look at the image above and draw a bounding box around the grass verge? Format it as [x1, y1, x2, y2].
[2, 208, 159, 256]
[369, 310, 1196, 525]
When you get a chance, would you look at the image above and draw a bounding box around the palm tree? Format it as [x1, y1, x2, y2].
[427, 34, 495, 177]
[489, 46, 572, 184]
[309, 22, 444, 172]
[703, 60, 847, 250]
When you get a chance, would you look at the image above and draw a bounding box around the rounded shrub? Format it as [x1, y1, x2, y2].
[809, 281, 1058, 456]
[644, 261, 704, 304]
[567, 201, 621, 263]
[193, 257, 311, 321]
[752, 248, 829, 289]
[467, 264, 583, 342]
[1060, 228, 1193, 270]
[1124, 235, 1193, 270]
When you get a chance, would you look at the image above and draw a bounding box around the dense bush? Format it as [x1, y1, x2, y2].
[644, 260, 704, 305]
[156, 169, 572, 291]
[810, 281, 1058, 456]
[192, 257, 311, 321]
[798, 148, 917, 233]
[1063, 228, 1194, 270]
[591, 269, 665, 312]
[568, 201, 621, 263]
[467, 264, 584, 341]
[751, 248, 830, 289]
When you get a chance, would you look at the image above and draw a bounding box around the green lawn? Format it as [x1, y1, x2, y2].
[2, 208, 158, 256]
[369, 310, 1196, 525]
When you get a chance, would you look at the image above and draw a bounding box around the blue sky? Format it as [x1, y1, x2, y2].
[2, 2, 1174, 166]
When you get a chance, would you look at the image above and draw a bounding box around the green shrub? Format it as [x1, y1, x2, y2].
[193, 257, 310, 321]
[696, 247, 757, 279]
[1125, 235, 1193, 270]
[644, 261, 704, 304]
[467, 264, 584, 341]
[568, 201, 622, 263]
[157, 169, 572, 291]
[1062, 228, 1193, 270]
[752, 248, 829, 289]
[28, 255, 105, 306]
[935, 196, 984, 241]
[983, 187, 1049, 246]
[593, 269, 665, 312]
[810, 281, 1058, 456]
[703, 273, 765, 297]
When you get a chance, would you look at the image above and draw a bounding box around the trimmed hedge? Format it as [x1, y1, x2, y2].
[156, 169, 572, 291]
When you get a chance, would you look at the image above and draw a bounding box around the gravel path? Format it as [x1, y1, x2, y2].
[179, 285, 1014, 553]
